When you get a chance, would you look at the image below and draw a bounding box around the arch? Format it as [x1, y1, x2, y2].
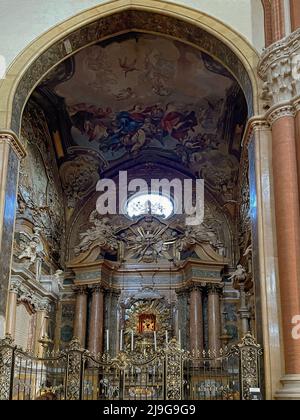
[0, 0, 261, 138]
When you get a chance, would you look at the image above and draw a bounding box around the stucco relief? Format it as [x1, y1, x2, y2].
[15, 104, 66, 270]
[70, 198, 230, 265]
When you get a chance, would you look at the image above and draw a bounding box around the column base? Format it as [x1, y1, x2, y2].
[275, 375, 300, 400]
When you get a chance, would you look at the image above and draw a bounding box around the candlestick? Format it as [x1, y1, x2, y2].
[120, 329, 123, 351]
[165, 330, 168, 345]
[154, 331, 157, 351]
[131, 330, 134, 352]
[106, 329, 109, 352]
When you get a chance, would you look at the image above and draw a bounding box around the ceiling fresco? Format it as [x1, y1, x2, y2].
[36, 32, 247, 207]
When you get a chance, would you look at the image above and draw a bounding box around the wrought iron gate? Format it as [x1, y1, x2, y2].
[0, 334, 262, 401]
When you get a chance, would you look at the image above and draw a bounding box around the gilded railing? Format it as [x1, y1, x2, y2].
[0, 334, 262, 400]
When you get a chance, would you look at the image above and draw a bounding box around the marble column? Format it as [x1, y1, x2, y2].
[238, 282, 251, 336]
[0, 133, 25, 338]
[268, 108, 300, 399]
[248, 122, 283, 400]
[270, 107, 300, 368]
[189, 286, 203, 353]
[258, 29, 300, 398]
[88, 285, 104, 355]
[5, 279, 20, 338]
[176, 290, 189, 351]
[105, 291, 120, 356]
[73, 286, 88, 347]
[35, 299, 51, 357]
[294, 101, 300, 201]
[54, 300, 62, 352]
[207, 284, 222, 354]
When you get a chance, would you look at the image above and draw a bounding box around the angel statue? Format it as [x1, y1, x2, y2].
[18, 227, 44, 281]
[228, 265, 247, 284]
[18, 228, 44, 264]
[176, 223, 219, 252]
[53, 269, 64, 294]
[75, 211, 118, 255]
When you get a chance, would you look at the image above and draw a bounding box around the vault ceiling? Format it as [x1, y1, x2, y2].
[34, 32, 248, 209]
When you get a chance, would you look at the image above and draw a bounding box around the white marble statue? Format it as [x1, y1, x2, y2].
[228, 264, 247, 283]
[54, 269, 64, 293]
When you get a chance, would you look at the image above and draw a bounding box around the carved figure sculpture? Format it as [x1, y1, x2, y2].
[75, 211, 118, 255]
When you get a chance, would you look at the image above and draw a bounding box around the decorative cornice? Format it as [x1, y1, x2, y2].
[266, 104, 296, 125]
[0, 131, 26, 160]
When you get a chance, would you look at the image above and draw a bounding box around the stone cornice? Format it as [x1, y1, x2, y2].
[0, 130, 26, 160]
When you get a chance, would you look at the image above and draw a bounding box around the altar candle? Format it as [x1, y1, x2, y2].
[131, 330, 134, 352]
[165, 330, 168, 344]
[120, 329, 123, 351]
[178, 329, 182, 349]
[106, 329, 109, 352]
[154, 331, 157, 351]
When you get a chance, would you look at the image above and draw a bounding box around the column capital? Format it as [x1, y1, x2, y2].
[9, 278, 21, 293]
[206, 283, 224, 295]
[190, 283, 206, 293]
[267, 104, 296, 125]
[90, 284, 105, 294]
[73, 285, 88, 295]
[35, 298, 51, 313]
[0, 131, 26, 160]
[258, 28, 300, 107]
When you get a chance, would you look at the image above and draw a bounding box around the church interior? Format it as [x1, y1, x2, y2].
[1, 0, 300, 401]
